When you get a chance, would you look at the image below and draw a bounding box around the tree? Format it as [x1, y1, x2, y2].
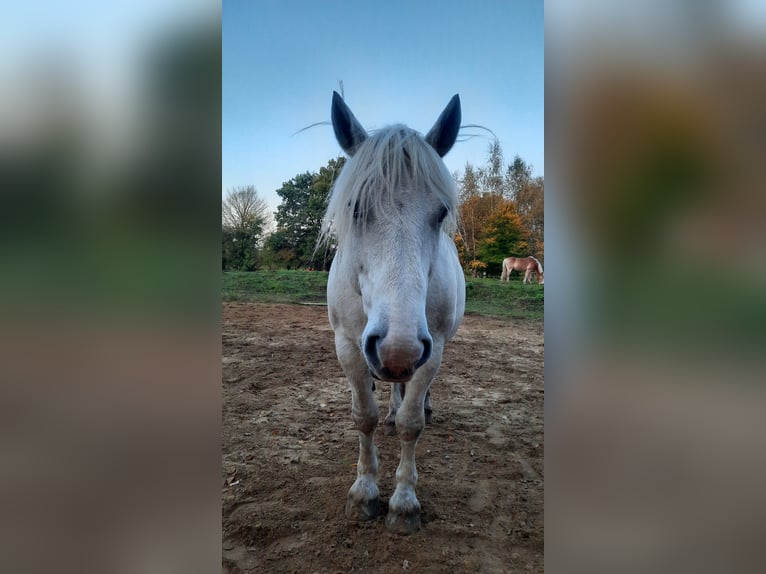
[309, 157, 345, 269]
[459, 162, 482, 202]
[456, 162, 483, 265]
[454, 150, 543, 275]
[222, 185, 270, 270]
[457, 192, 497, 266]
[516, 176, 544, 257]
[476, 200, 530, 275]
[223, 185, 269, 232]
[270, 157, 345, 269]
[506, 155, 532, 201]
[483, 139, 506, 198]
[260, 229, 296, 270]
[271, 172, 315, 269]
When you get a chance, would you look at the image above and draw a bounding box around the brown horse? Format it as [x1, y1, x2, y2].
[500, 256, 544, 284]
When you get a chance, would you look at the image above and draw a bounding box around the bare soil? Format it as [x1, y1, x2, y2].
[222, 303, 544, 573]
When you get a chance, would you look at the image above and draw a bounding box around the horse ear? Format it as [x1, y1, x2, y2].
[331, 91, 367, 156]
[425, 94, 461, 157]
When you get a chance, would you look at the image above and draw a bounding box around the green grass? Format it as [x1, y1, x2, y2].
[223, 270, 543, 320]
[463, 276, 544, 320]
[223, 270, 329, 304]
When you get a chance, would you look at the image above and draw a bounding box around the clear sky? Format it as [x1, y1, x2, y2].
[223, 0, 544, 214]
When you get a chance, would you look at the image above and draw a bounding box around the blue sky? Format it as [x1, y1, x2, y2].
[223, 0, 544, 214]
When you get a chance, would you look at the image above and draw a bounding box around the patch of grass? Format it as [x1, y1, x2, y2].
[464, 276, 544, 320]
[223, 271, 543, 320]
[223, 270, 328, 304]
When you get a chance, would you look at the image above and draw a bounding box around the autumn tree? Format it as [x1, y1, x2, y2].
[506, 155, 543, 258]
[454, 145, 542, 275]
[457, 193, 497, 266]
[516, 175, 544, 258]
[456, 162, 485, 265]
[476, 200, 530, 275]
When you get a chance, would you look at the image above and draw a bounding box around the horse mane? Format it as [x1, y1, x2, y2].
[529, 256, 543, 274]
[318, 125, 458, 248]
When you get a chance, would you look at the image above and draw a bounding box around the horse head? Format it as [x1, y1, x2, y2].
[327, 93, 461, 382]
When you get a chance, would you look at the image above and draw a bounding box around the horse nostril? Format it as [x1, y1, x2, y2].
[364, 334, 382, 367]
[416, 337, 432, 368]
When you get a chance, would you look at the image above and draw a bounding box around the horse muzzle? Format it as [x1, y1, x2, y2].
[363, 329, 432, 382]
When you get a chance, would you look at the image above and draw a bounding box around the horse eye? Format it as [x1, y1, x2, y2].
[352, 200, 374, 224]
[437, 206, 449, 224]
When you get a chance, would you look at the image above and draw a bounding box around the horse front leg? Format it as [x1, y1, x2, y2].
[385, 384, 432, 434]
[424, 388, 433, 425]
[336, 336, 381, 521]
[386, 357, 441, 534]
[383, 383, 403, 436]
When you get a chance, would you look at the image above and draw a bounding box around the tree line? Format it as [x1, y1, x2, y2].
[222, 140, 542, 277]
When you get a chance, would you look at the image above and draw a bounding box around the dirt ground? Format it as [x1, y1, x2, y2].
[222, 303, 544, 573]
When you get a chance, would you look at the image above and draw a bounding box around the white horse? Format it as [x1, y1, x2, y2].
[320, 91, 465, 533]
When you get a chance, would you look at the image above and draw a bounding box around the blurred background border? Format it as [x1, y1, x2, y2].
[1, 1, 765, 573]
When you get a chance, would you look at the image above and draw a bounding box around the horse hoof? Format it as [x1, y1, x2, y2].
[385, 510, 421, 534]
[345, 496, 381, 522]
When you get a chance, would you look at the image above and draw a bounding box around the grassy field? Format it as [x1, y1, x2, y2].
[222, 270, 329, 304]
[223, 270, 543, 320]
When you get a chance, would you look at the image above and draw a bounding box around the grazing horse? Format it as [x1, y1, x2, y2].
[320, 91, 465, 533]
[500, 256, 544, 284]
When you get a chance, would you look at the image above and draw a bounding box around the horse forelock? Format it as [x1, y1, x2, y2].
[319, 125, 458, 248]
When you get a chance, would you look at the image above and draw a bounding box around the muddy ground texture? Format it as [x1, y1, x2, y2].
[222, 303, 544, 573]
